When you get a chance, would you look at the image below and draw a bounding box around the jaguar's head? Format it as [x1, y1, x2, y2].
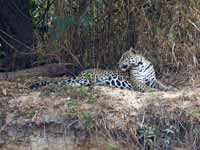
[118, 47, 141, 71]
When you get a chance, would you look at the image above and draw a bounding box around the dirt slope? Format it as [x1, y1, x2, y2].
[0, 81, 200, 150]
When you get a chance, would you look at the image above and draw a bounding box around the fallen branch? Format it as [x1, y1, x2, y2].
[0, 63, 81, 81]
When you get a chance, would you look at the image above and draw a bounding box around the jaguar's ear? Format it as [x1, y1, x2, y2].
[129, 47, 135, 53]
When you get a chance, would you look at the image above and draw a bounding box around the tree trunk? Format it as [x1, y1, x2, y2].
[0, 0, 34, 71]
[54, 0, 65, 17]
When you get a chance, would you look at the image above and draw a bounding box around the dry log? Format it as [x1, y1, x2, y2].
[0, 63, 81, 81]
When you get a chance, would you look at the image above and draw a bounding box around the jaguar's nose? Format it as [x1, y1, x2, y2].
[119, 64, 128, 71]
[122, 64, 128, 69]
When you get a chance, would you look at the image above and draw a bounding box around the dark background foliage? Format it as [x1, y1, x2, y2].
[0, 0, 34, 71]
[0, 0, 200, 80]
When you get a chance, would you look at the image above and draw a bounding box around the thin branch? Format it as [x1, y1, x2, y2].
[61, 46, 83, 68]
[0, 29, 34, 51]
[188, 19, 200, 33]
[0, 34, 36, 55]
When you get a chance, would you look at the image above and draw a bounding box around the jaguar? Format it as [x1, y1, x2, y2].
[118, 47, 175, 91]
[30, 69, 133, 90]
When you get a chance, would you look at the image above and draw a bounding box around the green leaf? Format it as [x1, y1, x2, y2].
[50, 15, 76, 39]
[81, 13, 94, 30]
[63, 15, 76, 31]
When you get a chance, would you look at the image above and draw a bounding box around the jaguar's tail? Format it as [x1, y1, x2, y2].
[30, 77, 91, 89]
[155, 80, 177, 91]
[30, 80, 59, 89]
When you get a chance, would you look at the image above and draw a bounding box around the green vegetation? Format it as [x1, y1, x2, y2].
[80, 111, 95, 131]
[106, 143, 120, 150]
[40, 85, 91, 98]
[66, 101, 81, 113]
[28, 0, 200, 78]
[191, 108, 200, 118]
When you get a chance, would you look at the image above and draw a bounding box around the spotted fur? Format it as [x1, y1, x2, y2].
[30, 69, 133, 90]
[118, 47, 175, 91]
